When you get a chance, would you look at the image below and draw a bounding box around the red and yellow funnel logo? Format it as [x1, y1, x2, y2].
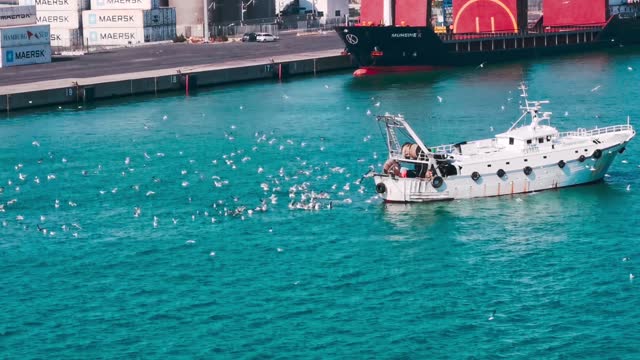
[453, 0, 519, 34]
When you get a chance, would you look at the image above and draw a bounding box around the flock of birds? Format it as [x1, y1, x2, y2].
[0, 112, 385, 242]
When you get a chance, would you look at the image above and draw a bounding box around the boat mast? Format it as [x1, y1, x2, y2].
[508, 83, 551, 131]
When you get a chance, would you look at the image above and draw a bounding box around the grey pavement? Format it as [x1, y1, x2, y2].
[0, 31, 345, 87]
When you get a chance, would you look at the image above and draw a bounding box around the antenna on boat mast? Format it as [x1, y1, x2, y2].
[508, 83, 552, 131]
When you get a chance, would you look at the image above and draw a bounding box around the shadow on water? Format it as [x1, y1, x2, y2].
[376, 180, 631, 229]
[345, 70, 450, 91]
[345, 45, 640, 94]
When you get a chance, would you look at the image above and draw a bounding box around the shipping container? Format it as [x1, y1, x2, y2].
[50, 27, 82, 47]
[359, 0, 384, 25]
[453, 0, 520, 33]
[86, 27, 144, 45]
[18, 0, 90, 11]
[544, 0, 607, 27]
[37, 10, 80, 29]
[0, 24, 50, 48]
[89, 0, 159, 10]
[82, 8, 174, 28]
[163, 7, 175, 25]
[394, 0, 429, 27]
[149, 8, 176, 26]
[164, 24, 175, 39]
[142, 25, 173, 41]
[0, 43, 51, 67]
[0, 5, 37, 27]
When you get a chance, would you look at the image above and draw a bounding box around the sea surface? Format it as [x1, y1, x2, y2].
[2, 49, 640, 358]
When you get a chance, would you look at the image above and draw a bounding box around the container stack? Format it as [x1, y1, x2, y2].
[18, 0, 89, 50]
[83, 0, 176, 47]
[0, 5, 51, 68]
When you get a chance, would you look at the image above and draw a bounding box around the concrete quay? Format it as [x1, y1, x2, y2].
[0, 32, 352, 113]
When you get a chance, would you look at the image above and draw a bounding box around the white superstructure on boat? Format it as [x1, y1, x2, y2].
[373, 85, 636, 202]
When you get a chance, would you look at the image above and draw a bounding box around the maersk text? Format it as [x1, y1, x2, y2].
[36, 0, 70, 5]
[98, 15, 136, 23]
[15, 49, 46, 59]
[100, 33, 136, 40]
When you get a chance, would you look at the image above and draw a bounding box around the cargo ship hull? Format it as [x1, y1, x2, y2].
[336, 14, 640, 76]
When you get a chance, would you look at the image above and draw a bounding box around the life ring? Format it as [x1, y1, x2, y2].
[471, 171, 481, 181]
[578, 155, 586, 162]
[496, 169, 506, 178]
[592, 149, 602, 159]
[375, 183, 386, 194]
[523, 166, 533, 176]
[431, 176, 443, 188]
[558, 160, 566, 168]
[619, 147, 626, 154]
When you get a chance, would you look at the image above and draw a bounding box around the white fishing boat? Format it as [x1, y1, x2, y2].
[373, 85, 636, 202]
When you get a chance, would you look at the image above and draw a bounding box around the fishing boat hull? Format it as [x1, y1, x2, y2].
[374, 142, 631, 203]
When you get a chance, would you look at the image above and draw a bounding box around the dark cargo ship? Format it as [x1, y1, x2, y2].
[336, 0, 640, 76]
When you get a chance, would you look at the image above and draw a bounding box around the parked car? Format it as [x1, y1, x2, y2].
[242, 32, 257, 42]
[255, 33, 279, 42]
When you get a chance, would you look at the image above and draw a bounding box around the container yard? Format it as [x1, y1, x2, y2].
[0, 5, 51, 67]
[19, 0, 89, 49]
[84, 0, 175, 47]
[83, 7, 175, 45]
[15, 0, 175, 49]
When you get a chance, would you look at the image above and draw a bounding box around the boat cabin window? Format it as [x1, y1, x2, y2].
[546, 135, 552, 141]
[527, 139, 532, 144]
[538, 137, 544, 144]
[509, 137, 514, 145]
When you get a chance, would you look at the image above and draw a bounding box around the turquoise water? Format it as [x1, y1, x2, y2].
[2, 50, 640, 358]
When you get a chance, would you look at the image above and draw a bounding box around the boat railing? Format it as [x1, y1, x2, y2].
[558, 124, 634, 138]
[437, 25, 602, 41]
[429, 144, 456, 153]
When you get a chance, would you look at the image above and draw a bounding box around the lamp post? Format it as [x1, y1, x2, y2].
[241, 0, 255, 25]
[203, 0, 209, 40]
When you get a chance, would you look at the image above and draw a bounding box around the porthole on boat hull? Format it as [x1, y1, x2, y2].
[523, 166, 533, 175]
[375, 183, 386, 194]
[496, 169, 506, 178]
[471, 171, 481, 181]
[558, 160, 566, 168]
[578, 155, 586, 162]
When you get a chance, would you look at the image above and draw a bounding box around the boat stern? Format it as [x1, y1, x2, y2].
[373, 174, 453, 203]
